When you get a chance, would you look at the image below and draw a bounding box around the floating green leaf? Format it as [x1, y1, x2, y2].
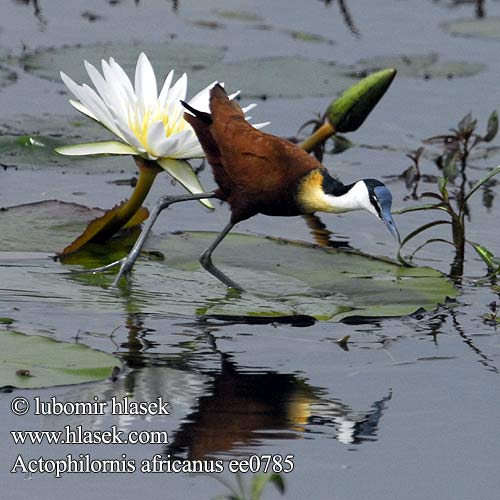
[0, 65, 16, 89]
[213, 9, 264, 22]
[198, 57, 355, 97]
[21, 42, 225, 84]
[0, 204, 457, 321]
[21, 43, 358, 97]
[0, 200, 137, 254]
[1, 201, 457, 322]
[0, 115, 133, 172]
[0, 329, 118, 389]
[469, 242, 499, 273]
[484, 111, 499, 142]
[357, 53, 485, 79]
[444, 17, 500, 41]
[283, 30, 334, 44]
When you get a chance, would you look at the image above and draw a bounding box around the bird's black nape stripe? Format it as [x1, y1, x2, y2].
[180, 100, 212, 124]
[364, 179, 384, 218]
[321, 170, 350, 197]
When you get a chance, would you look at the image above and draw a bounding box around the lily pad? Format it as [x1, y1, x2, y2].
[0, 115, 136, 172]
[21, 42, 226, 85]
[283, 30, 335, 45]
[1, 198, 457, 322]
[21, 42, 358, 97]
[201, 57, 355, 98]
[146, 232, 458, 321]
[0, 201, 138, 253]
[0, 329, 119, 389]
[213, 9, 264, 22]
[188, 20, 226, 30]
[357, 53, 485, 79]
[0, 65, 17, 89]
[443, 17, 500, 41]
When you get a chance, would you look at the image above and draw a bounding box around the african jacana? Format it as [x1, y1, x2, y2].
[112, 84, 400, 290]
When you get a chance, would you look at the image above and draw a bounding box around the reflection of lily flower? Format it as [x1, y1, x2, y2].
[56, 52, 267, 201]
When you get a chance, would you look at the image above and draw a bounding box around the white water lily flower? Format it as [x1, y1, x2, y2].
[56, 52, 268, 206]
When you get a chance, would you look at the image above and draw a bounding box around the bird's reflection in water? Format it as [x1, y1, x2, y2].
[165, 355, 392, 459]
[110, 311, 392, 459]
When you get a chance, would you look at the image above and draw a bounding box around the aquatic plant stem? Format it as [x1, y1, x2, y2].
[300, 122, 336, 153]
[116, 157, 162, 223]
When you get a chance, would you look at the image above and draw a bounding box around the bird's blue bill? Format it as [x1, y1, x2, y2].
[374, 185, 401, 244]
[381, 209, 401, 243]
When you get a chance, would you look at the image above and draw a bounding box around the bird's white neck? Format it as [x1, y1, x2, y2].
[322, 180, 372, 213]
[298, 173, 373, 215]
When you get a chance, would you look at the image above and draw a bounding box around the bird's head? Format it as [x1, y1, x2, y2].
[297, 170, 400, 243]
[359, 179, 400, 243]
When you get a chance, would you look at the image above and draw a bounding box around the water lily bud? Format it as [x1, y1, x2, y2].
[326, 68, 397, 133]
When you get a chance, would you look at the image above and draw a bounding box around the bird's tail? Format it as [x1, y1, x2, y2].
[182, 100, 220, 166]
[209, 83, 245, 121]
[181, 100, 212, 124]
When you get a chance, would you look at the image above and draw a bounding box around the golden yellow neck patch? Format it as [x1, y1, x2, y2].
[297, 169, 338, 213]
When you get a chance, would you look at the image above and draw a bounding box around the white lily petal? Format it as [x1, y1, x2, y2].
[228, 90, 240, 100]
[252, 121, 271, 129]
[60, 71, 88, 104]
[170, 132, 202, 159]
[241, 103, 257, 113]
[170, 133, 205, 159]
[68, 99, 98, 120]
[146, 120, 168, 154]
[157, 69, 175, 110]
[174, 144, 205, 159]
[168, 73, 188, 105]
[101, 59, 135, 118]
[55, 141, 137, 156]
[153, 134, 181, 158]
[108, 57, 135, 101]
[188, 81, 217, 113]
[78, 83, 127, 141]
[60, 53, 268, 172]
[84, 61, 116, 109]
[156, 158, 214, 209]
[62, 72, 130, 142]
[135, 52, 157, 118]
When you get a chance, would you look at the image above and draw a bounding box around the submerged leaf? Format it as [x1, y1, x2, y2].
[21, 42, 226, 84]
[444, 17, 500, 41]
[213, 9, 264, 22]
[357, 53, 486, 79]
[0, 200, 143, 253]
[2, 226, 457, 323]
[60, 202, 149, 255]
[0, 329, 118, 389]
[251, 474, 286, 499]
[484, 111, 499, 142]
[469, 241, 498, 272]
[21, 43, 358, 98]
[0, 65, 17, 90]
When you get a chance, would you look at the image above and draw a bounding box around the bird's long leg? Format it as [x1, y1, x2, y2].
[111, 191, 218, 286]
[199, 221, 243, 290]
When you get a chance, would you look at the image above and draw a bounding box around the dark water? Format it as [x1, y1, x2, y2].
[1, 1, 500, 499]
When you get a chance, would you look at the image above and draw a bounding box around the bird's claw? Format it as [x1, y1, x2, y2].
[112, 256, 136, 287]
[66, 258, 125, 276]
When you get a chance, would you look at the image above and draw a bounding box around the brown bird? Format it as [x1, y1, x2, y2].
[112, 84, 399, 290]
